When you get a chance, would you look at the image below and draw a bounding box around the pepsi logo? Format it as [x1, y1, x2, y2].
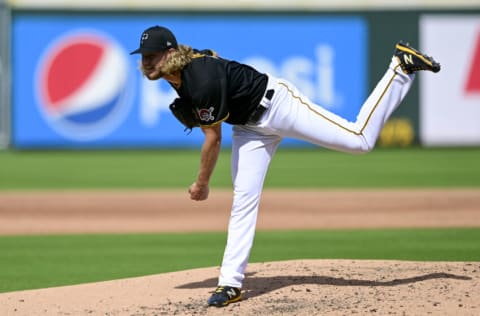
[36, 31, 133, 141]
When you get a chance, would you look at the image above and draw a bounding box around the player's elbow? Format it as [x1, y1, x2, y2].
[202, 124, 222, 147]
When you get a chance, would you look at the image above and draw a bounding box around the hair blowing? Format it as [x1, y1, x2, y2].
[160, 45, 195, 75]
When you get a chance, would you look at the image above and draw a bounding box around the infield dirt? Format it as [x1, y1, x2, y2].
[0, 189, 479, 315]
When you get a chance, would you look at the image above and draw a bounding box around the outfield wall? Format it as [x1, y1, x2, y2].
[11, 12, 370, 149]
[3, 4, 480, 149]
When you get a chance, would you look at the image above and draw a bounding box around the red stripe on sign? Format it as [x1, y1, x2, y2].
[465, 32, 480, 94]
[46, 42, 104, 106]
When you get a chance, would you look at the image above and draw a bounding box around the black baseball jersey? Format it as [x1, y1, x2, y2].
[174, 54, 268, 126]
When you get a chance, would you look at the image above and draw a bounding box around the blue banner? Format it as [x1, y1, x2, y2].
[12, 14, 367, 148]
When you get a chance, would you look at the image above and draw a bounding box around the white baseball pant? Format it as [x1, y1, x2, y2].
[218, 56, 414, 288]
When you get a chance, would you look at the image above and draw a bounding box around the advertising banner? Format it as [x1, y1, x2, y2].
[420, 15, 480, 146]
[12, 14, 367, 148]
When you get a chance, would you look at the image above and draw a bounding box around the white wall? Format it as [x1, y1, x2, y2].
[6, 0, 480, 10]
[420, 15, 480, 146]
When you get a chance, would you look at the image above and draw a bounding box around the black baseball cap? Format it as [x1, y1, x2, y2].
[130, 26, 178, 55]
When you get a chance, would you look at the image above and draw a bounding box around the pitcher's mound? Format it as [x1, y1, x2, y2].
[1, 259, 479, 315]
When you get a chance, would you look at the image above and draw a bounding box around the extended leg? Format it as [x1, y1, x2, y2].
[270, 57, 414, 154]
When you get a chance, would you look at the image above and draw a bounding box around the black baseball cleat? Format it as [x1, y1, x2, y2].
[394, 41, 441, 74]
[207, 286, 242, 307]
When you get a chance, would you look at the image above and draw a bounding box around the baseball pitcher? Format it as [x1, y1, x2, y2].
[130, 25, 440, 307]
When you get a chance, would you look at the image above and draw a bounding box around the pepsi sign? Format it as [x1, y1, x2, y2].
[36, 31, 133, 141]
[12, 14, 367, 148]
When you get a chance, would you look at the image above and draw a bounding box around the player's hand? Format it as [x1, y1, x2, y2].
[188, 181, 209, 201]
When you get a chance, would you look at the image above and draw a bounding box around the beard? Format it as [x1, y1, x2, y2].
[140, 63, 165, 80]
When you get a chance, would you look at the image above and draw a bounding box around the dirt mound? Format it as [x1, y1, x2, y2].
[1, 259, 478, 315]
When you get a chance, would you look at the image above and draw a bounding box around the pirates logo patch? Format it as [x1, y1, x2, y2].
[197, 107, 215, 122]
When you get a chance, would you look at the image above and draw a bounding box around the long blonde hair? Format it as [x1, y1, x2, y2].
[160, 45, 194, 75]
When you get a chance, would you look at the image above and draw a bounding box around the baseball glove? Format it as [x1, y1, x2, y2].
[169, 98, 199, 133]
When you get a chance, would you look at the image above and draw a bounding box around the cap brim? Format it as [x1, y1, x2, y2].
[129, 48, 142, 55]
[129, 47, 169, 55]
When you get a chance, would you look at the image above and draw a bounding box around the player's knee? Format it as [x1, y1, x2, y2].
[349, 148, 371, 155]
[348, 139, 375, 154]
[362, 142, 375, 153]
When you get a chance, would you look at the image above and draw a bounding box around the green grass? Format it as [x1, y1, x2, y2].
[1, 147, 479, 189]
[251, 228, 480, 262]
[0, 228, 479, 293]
[266, 147, 480, 187]
[0, 233, 226, 293]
